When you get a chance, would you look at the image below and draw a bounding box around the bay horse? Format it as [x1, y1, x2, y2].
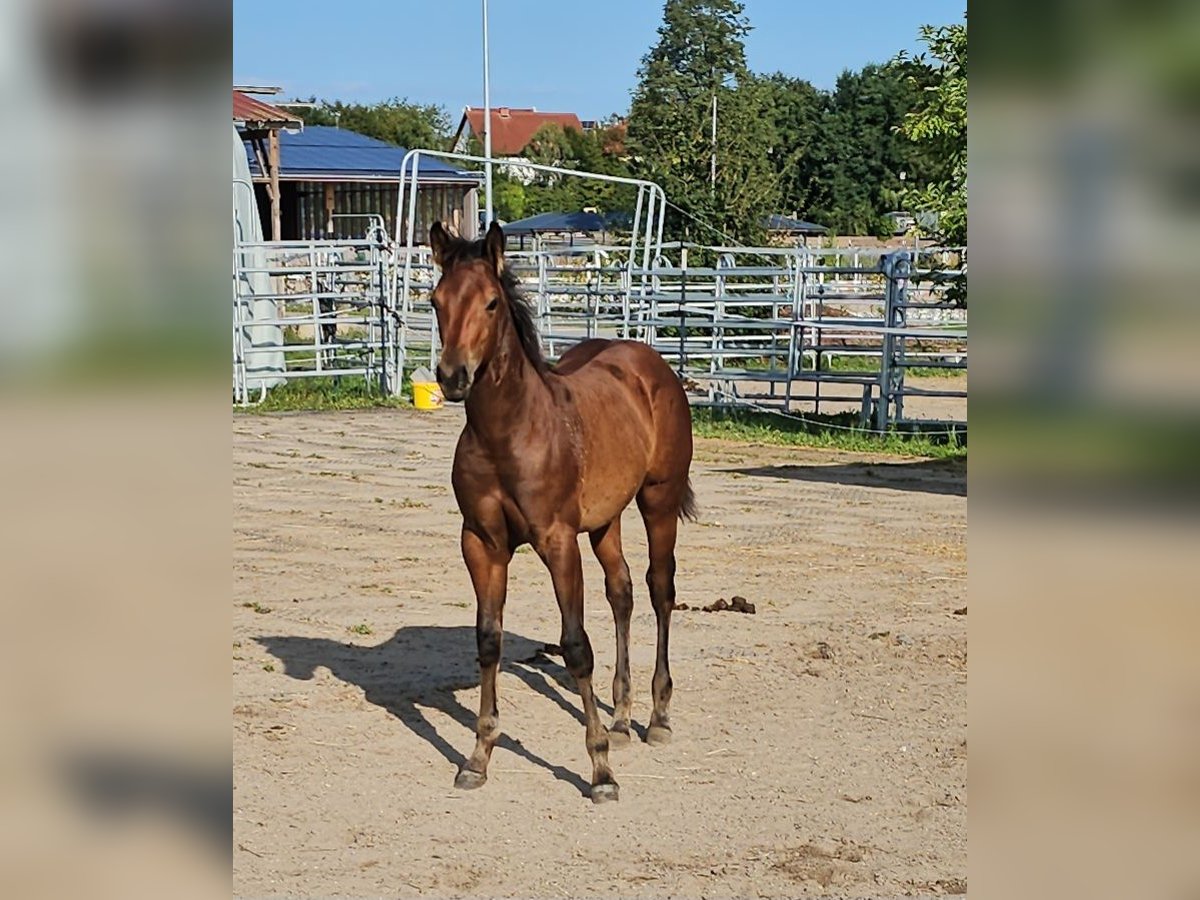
[428, 220, 695, 803]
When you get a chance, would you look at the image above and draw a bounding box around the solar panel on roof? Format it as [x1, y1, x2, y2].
[242, 126, 479, 179]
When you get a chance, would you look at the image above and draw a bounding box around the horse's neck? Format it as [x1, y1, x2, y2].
[463, 314, 552, 452]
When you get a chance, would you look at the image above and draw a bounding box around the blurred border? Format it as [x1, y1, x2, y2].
[0, 2, 231, 898]
[972, 2, 1200, 899]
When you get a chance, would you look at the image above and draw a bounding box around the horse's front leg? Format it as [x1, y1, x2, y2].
[537, 525, 619, 803]
[455, 526, 511, 790]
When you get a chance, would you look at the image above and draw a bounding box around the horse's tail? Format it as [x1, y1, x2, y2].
[678, 479, 699, 523]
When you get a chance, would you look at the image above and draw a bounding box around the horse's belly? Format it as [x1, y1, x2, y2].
[577, 462, 645, 532]
[564, 358, 656, 531]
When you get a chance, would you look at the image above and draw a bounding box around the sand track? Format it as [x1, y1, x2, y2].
[234, 407, 966, 898]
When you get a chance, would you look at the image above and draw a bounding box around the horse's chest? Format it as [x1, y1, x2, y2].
[496, 492, 531, 543]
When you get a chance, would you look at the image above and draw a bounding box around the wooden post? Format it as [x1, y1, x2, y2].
[268, 130, 282, 241]
[324, 183, 335, 236]
[250, 134, 268, 177]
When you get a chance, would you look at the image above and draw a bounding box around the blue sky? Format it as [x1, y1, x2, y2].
[235, 1, 965, 120]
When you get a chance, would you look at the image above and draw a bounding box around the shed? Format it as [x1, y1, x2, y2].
[763, 214, 829, 236]
[240, 123, 482, 242]
[502, 209, 630, 249]
[234, 89, 304, 241]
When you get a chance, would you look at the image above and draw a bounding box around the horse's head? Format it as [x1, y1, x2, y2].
[428, 220, 508, 401]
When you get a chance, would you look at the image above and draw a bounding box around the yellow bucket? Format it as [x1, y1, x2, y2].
[412, 379, 443, 410]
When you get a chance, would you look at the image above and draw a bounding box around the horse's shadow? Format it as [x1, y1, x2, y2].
[257, 625, 616, 797]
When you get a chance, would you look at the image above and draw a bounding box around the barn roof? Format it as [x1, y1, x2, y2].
[243, 126, 481, 182]
[233, 90, 303, 129]
[456, 107, 584, 156]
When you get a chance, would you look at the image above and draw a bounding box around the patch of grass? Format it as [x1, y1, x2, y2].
[262, 663, 275, 672]
[729, 355, 964, 379]
[242, 601, 272, 614]
[691, 408, 966, 459]
[396, 497, 429, 509]
[237, 375, 411, 413]
[819, 354, 964, 379]
[348, 623, 373, 635]
[232, 363, 962, 460]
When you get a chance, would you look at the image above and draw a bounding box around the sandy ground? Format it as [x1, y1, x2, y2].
[234, 407, 966, 898]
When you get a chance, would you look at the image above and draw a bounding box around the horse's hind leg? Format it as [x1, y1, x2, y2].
[589, 518, 634, 746]
[637, 483, 683, 745]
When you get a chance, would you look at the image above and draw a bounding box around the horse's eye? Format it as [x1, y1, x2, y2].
[486, 297, 499, 312]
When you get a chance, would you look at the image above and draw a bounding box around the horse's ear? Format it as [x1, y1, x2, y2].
[429, 221, 450, 267]
[483, 220, 506, 275]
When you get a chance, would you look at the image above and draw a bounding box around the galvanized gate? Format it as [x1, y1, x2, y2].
[232, 215, 401, 405]
[391, 149, 669, 374]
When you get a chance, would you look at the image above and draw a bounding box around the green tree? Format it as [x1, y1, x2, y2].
[296, 98, 451, 150]
[810, 64, 930, 236]
[524, 123, 576, 168]
[520, 123, 637, 218]
[492, 173, 527, 221]
[895, 19, 967, 246]
[463, 124, 636, 221]
[757, 73, 829, 222]
[627, 0, 779, 246]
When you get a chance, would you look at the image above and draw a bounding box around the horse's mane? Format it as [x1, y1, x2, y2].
[438, 232, 546, 372]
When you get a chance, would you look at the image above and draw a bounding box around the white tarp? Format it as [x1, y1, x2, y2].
[232, 125, 284, 391]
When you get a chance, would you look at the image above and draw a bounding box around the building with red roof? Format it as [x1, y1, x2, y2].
[451, 107, 584, 157]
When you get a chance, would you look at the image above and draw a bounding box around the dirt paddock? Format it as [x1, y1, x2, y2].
[234, 407, 966, 898]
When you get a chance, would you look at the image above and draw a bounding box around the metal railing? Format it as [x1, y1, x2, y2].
[495, 242, 966, 430]
[232, 221, 400, 405]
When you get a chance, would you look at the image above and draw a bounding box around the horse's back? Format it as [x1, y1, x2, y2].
[556, 339, 681, 391]
[553, 338, 614, 375]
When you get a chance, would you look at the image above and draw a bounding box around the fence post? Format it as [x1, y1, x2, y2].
[678, 245, 688, 377]
[232, 244, 246, 405]
[893, 252, 910, 424]
[876, 251, 910, 432]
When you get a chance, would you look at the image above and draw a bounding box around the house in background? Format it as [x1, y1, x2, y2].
[235, 89, 482, 242]
[451, 106, 584, 184]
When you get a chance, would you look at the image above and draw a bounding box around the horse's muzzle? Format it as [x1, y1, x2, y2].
[436, 363, 472, 401]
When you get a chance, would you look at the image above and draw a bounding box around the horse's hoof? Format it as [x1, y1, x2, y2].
[646, 724, 673, 745]
[454, 769, 487, 790]
[590, 781, 620, 804]
[608, 723, 632, 748]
